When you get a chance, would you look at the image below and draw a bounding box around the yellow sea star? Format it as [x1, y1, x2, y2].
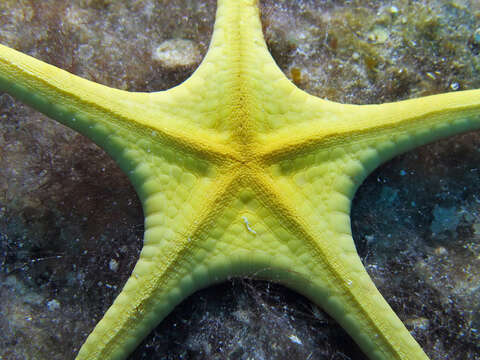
[0, 1, 479, 359]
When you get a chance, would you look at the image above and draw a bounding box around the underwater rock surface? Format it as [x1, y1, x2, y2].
[0, 0, 479, 359]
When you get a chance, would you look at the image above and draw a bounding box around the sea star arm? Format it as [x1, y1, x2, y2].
[260, 135, 433, 360]
[75, 167, 246, 359]
[260, 90, 480, 185]
[344, 92, 480, 180]
[0, 43, 238, 168]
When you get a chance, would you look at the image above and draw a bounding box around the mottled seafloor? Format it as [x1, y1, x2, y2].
[0, 0, 479, 359]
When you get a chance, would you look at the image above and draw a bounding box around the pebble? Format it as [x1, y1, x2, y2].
[109, 258, 119, 272]
[153, 39, 201, 68]
[46, 299, 61, 312]
[473, 28, 480, 45]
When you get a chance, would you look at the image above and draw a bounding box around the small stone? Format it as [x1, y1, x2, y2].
[434, 246, 448, 256]
[46, 299, 61, 312]
[473, 28, 480, 45]
[109, 258, 119, 272]
[405, 317, 430, 331]
[153, 39, 201, 68]
[389, 6, 399, 15]
[450, 82, 460, 91]
[289, 334, 302, 345]
[367, 26, 389, 44]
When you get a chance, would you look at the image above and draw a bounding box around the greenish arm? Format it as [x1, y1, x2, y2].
[341, 90, 480, 183]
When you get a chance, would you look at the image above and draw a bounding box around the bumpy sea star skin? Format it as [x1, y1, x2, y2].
[1, 1, 480, 360]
